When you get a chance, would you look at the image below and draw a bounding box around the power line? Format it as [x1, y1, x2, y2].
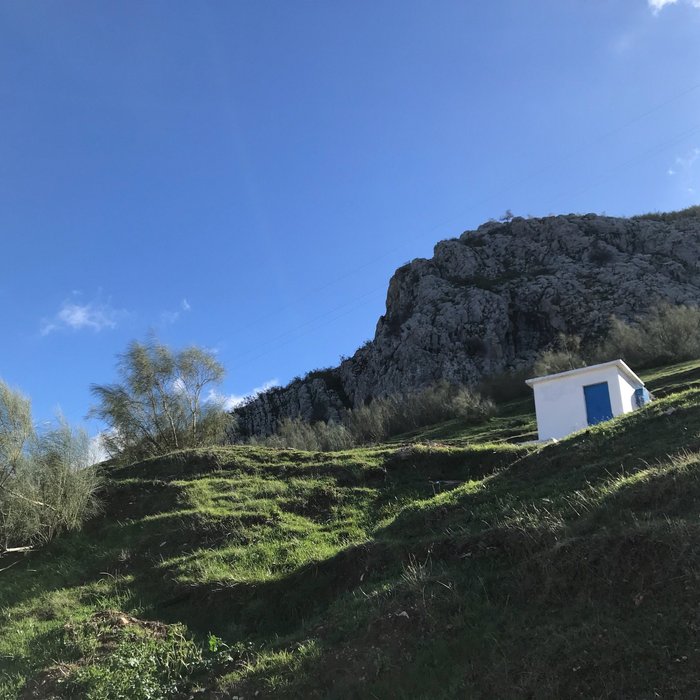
[228, 83, 700, 378]
[231, 284, 387, 364]
[549, 120, 700, 205]
[230, 80, 700, 343]
[232, 115, 700, 377]
[231, 287, 387, 367]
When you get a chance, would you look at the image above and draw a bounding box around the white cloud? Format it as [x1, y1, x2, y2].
[207, 379, 280, 411]
[88, 433, 110, 465]
[41, 296, 125, 335]
[649, 0, 678, 12]
[649, 0, 700, 12]
[182, 298, 191, 312]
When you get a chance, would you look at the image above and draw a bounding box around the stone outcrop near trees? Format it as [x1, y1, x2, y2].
[235, 209, 700, 436]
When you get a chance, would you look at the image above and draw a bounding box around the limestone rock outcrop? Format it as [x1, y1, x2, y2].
[235, 211, 700, 436]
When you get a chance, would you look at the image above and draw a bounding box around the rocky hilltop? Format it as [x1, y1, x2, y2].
[236, 209, 700, 436]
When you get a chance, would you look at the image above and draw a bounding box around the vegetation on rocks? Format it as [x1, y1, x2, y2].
[252, 382, 495, 451]
[597, 303, 700, 369]
[532, 303, 700, 377]
[236, 211, 700, 435]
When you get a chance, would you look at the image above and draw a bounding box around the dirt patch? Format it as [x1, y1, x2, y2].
[82, 609, 170, 641]
[19, 663, 75, 699]
[19, 611, 171, 699]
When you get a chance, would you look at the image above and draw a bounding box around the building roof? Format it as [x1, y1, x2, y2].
[525, 359, 645, 388]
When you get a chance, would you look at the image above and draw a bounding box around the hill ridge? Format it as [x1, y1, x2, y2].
[3, 359, 700, 697]
[236, 209, 700, 436]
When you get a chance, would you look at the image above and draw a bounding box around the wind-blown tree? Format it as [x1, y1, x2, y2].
[27, 420, 103, 542]
[91, 338, 231, 464]
[0, 381, 32, 495]
[0, 380, 101, 555]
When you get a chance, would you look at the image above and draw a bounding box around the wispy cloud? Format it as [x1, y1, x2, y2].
[159, 298, 192, 327]
[207, 379, 280, 411]
[667, 146, 700, 194]
[649, 0, 700, 13]
[41, 295, 126, 336]
[676, 147, 700, 170]
[611, 31, 635, 54]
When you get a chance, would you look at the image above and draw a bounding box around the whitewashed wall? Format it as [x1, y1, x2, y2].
[532, 365, 640, 441]
[617, 372, 639, 413]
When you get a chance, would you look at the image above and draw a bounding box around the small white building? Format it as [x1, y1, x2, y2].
[525, 359, 650, 442]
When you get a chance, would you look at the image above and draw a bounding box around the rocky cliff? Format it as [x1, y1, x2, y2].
[236, 209, 700, 436]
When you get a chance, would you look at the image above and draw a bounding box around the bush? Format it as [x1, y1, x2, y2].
[252, 418, 355, 452]
[0, 389, 102, 554]
[533, 334, 586, 377]
[254, 383, 496, 451]
[634, 205, 700, 223]
[526, 305, 700, 380]
[597, 304, 700, 369]
[28, 421, 102, 542]
[478, 368, 532, 403]
[346, 382, 495, 444]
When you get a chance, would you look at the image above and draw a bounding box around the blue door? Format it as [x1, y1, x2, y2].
[584, 382, 613, 426]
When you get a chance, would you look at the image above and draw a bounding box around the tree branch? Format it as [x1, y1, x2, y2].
[0, 487, 57, 511]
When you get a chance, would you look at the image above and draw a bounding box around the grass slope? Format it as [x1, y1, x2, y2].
[2, 360, 700, 698]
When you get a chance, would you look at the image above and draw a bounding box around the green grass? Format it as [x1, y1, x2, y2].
[2, 359, 700, 698]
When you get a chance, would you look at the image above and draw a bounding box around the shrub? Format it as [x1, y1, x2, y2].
[0, 379, 32, 493]
[253, 418, 355, 452]
[477, 368, 532, 402]
[27, 420, 103, 542]
[533, 333, 586, 376]
[345, 382, 494, 445]
[597, 304, 700, 368]
[0, 384, 101, 554]
[634, 205, 700, 222]
[526, 305, 700, 379]
[250, 383, 495, 451]
[343, 400, 391, 444]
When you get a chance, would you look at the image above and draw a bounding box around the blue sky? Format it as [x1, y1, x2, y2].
[1, 0, 700, 432]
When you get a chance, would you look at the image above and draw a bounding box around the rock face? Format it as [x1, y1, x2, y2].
[235, 210, 700, 436]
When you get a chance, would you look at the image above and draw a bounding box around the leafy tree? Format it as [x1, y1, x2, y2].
[91, 338, 231, 463]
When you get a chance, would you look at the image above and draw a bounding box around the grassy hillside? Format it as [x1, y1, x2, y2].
[3, 360, 700, 698]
